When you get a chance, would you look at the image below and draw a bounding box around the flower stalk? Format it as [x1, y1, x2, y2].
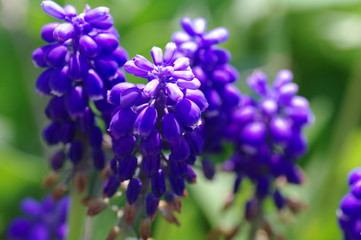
[67, 183, 87, 240]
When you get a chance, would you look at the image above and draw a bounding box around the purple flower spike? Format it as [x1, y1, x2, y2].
[41, 1, 66, 20]
[337, 169, 361, 238]
[222, 69, 312, 218]
[127, 178, 142, 204]
[35, 1, 128, 197]
[106, 41, 207, 220]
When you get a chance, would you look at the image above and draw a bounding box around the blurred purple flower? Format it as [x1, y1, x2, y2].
[7, 195, 69, 240]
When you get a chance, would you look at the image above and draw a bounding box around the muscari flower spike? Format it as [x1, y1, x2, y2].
[338, 168, 361, 240]
[223, 69, 313, 217]
[34, 1, 128, 177]
[7, 195, 69, 240]
[173, 17, 241, 179]
[103, 42, 207, 226]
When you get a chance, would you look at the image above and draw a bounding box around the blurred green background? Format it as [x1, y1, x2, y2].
[1, 0, 361, 239]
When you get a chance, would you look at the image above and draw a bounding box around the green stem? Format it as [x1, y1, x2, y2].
[67, 186, 87, 240]
[248, 200, 263, 240]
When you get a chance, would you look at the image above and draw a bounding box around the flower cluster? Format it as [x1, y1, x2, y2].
[338, 168, 361, 240]
[224, 70, 313, 211]
[172, 17, 241, 178]
[33, 1, 127, 173]
[103, 42, 207, 221]
[7, 195, 69, 240]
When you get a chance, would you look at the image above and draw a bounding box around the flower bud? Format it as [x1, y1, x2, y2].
[109, 108, 136, 139]
[84, 7, 110, 23]
[151, 170, 166, 198]
[46, 45, 67, 68]
[53, 23, 74, 42]
[240, 122, 266, 147]
[50, 150, 66, 170]
[112, 136, 136, 158]
[65, 86, 87, 118]
[85, 69, 104, 100]
[41, 23, 60, 42]
[95, 33, 119, 54]
[150, 47, 163, 66]
[126, 178, 142, 204]
[68, 141, 83, 164]
[103, 175, 120, 198]
[67, 54, 88, 81]
[175, 99, 201, 128]
[118, 157, 137, 181]
[41, 1, 66, 20]
[203, 27, 229, 45]
[134, 106, 158, 138]
[165, 83, 184, 102]
[140, 130, 161, 157]
[145, 193, 159, 218]
[142, 155, 160, 177]
[79, 35, 99, 58]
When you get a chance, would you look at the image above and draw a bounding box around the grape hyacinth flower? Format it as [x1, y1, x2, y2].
[338, 168, 361, 240]
[104, 42, 207, 232]
[223, 70, 313, 232]
[7, 195, 69, 240]
[33, 1, 127, 188]
[172, 17, 241, 179]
